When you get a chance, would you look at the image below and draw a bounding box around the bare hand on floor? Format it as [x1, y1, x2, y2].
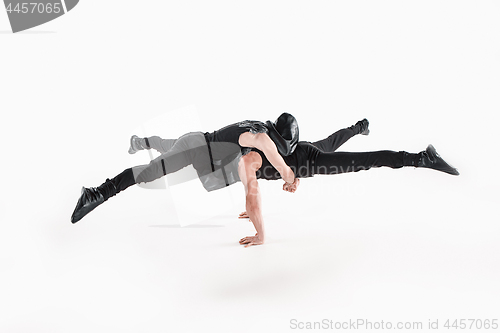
[239, 233, 264, 247]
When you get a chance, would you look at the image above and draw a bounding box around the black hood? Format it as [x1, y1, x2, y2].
[265, 112, 299, 156]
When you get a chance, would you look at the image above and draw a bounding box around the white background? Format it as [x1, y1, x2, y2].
[1, 1, 499, 332]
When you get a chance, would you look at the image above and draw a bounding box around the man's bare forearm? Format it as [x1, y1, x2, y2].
[263, 148, 295, 184]
[257, 134, 295, 184]
[246, 193, 265, 241]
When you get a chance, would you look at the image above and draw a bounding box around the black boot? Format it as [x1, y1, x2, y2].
[128, 135, 150, 154]
[417, 144, 459, 175]
[350, 118, 370, 135]
[71, 178, 118, 223]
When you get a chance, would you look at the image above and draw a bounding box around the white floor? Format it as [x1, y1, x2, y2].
[1, 1, 499, 332]
[1, 171, 499, 332]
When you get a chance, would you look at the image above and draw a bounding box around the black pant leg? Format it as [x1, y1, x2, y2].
[145, 136, 177, 153]
[310, 128, 356, 152]
[109, 132, 207, 193]
[313, 150, 410, 175]
[109, 168, 136, 193]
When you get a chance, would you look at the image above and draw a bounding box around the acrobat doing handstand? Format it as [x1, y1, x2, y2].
[71, 113, 459, 247]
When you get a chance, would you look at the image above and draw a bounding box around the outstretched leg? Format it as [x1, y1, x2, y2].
[129, 135, 177, 154]
[313, 149, 419, 175]
[308, 144, 458, 176]
[311, 119, 369, 153]
[72, 132, 210, 223]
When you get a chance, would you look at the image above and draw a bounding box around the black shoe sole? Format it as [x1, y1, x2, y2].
[71, 187, 104, 223]
[359, 118, 370, 135]
[422, 144, 460, 176]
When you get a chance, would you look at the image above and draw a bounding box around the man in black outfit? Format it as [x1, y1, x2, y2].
[252, 118, 446, 181]
[237, 118, 458, 247]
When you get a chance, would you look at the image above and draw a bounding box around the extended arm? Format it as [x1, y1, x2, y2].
[238, 152, 265, 247]
[239, 132, 295, 184]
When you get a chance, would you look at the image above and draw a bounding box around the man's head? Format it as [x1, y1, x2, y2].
[265, 112, 299, 156]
